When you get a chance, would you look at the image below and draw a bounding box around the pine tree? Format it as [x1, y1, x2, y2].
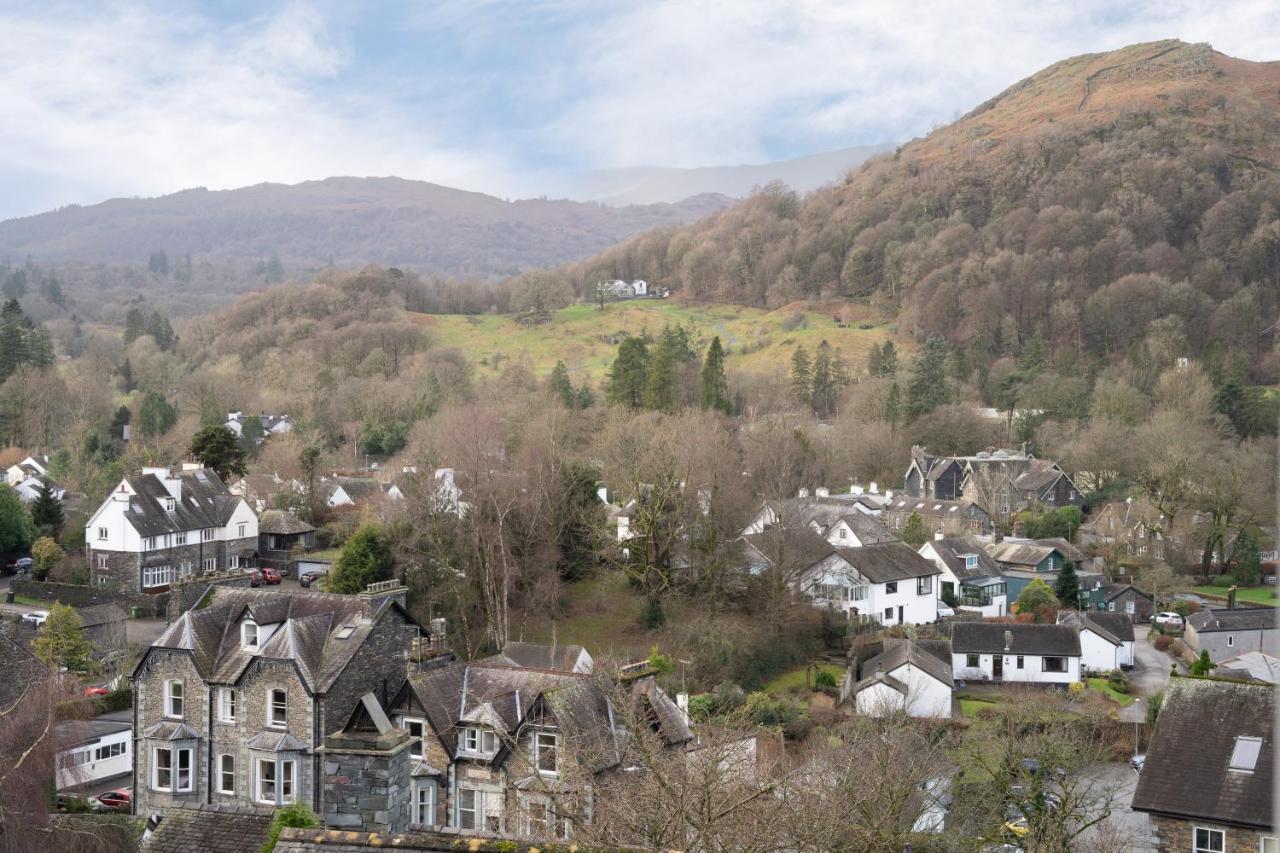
[0, 484, 35, 553]
[137, 391, 177, 437]
[327, 524, 394, 593]
[606, 337, 649, 408]
[867, 342, 883, 377]
[1231, 529, 1263, 585]
[189, 425, 248, 481]
[1190, 650, 1215, 676]
[643, 339, 678, 412]
[548, 361, 575, 408]
[30, 481, 64, 537]
[264, 253, 286, 284]
[123, 308, 146, 344]
[117, 359, 134, 393]
[1054, 560, 1081, 609]
[905, 337, 950, 422]
[900, 511, 928, 547]
[790, 346, 812, 405]
[699, 337, 731, 413]
[885, 381, 901, 426]
[880, 341, 897, 376]
[810, 340, 838, 418]
[147, 312, 176, 351]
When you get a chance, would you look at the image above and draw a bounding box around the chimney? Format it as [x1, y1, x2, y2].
[1227, 586, 1237, 609]
[1003, 630, 1013, 653]
[870, 482, 879, 494]
[321, 693, 413, 833]
[163, 472, 182, 501]
[676, 692, 691, 726]
[360, 579, 408, 614]
[142, 465, 169, 480]
[181, 461, 201, 472]
[852, 485, 864, 496]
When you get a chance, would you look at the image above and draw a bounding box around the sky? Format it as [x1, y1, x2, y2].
[0, 0, 1277, 219]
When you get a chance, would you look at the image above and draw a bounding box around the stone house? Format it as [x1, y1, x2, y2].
[917, 535, 1008, 617]
[903, 446, 1083, 522]
[882, 496, 993, 539]
[130, 582, 420, 824]
[1099, 583, 1155, 623]
[257, 510, 317, 576]
[386, 643, 691, 840]
[85, 465, 259, 594]
[1132, 678, 1274, 851]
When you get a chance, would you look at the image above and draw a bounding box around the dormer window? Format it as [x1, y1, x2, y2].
[164, 497, 176, 512]
[242, 621, 259, 650]
[461, 727, 497, 755]
[964, 555, 978, 569]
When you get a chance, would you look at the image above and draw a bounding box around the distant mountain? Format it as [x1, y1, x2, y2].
[570, 145, 893, 205]
[0, 176, 732, 277]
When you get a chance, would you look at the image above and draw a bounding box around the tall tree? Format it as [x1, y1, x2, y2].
[123, 308, 146, 344]
[905, 337, 950, 422]
[900, 511, 928, 548]
[790, 346, 811, 405]
[556, 461, 605, 582]
[606, 337, 649, 409]
[643, 340, 678, 413]
[32, 602, 94, 672]
[29, 482, 63, 538]
[1014, 578, 1061, 619]
[1230, 529, 1262, 586]
[327, 524, 394, 593]
[548, 361, 575, 408]
[866, 342, 884, 377]
[699, 337, 731, 414]
[188, 425, 248, 481]
[0, 484, 34, 554]
[810, 340, 838, 418]
[879, 341, 898, 376]
[136, 391, 177, 437]
[1053, 560, 1081, 609]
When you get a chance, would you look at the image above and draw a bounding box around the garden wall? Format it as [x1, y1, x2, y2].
[11, 578, 168, 618]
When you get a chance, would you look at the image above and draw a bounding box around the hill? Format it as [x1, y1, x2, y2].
[569, 144, 893, 205]
[552, 41, 1280, 380]
[0, 176, 731, 277]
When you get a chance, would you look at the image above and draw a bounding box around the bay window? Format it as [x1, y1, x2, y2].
[254, 757, 295, 805]
[152, 746, 193, 792]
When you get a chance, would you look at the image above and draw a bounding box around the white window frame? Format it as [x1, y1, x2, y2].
[535, 731, 559, 776]
[916, 575, 933, 595]
[165, 679, 184, 719]
[174, 532, 187, 545]
[851, 584, 867, 601]
[202, 528, 215, 542]
[202, 557, 217, 572]
[268, 688, 287, 728]
[1261, 836, 1278, 853]
[97, 526, 108, 540]
[144, 565, 175, 588]
[218, 687, 237, 723]
[242, 622, 259, 650]
[256, 758, 276, 804]
[456, 788, 481, 830]
[1125, 601, 1135, 615]
[238, 523, 247, 538]
[402, 717, 425, 759]
[414, 781, 436, 826]
[97, 554, 108, 570]
[152, 746, 172, 791]
[964, 554, 977, 569]
[1193, 826, 1225, 853]
[230, 556, 241, 570]
[151, 745, 193, 792]
[218, 754, 235, 794]
[1042, 656, 1068, 673]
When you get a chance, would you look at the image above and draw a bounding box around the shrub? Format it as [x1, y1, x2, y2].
[814, 669, 838, 688]
[687, 693, 715, 721]
[1068, 681, 1086, 696]
[743, 691, 803, 728]
[1153, 634, 1172, 651]
[640, 597, 666, 629]
[263, 803, 319, 853]
[1210, 574, 1237, 588]
[1106, 671, 1129, 694]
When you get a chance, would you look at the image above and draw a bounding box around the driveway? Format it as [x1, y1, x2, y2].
[1128, 625, 1177, 698]
[1076, 762, 1155, 852]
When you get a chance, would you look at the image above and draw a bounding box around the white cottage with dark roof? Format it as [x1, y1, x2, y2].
[86, 465, 260, 593]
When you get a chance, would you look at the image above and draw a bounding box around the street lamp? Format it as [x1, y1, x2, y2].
[1132, 698, 1143, 758]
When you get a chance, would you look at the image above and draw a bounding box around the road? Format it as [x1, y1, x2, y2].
[1076, 762, 1156, 852]
[1128, 624, 1177, 698]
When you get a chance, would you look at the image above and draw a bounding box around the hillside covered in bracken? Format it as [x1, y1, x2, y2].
[558, 41, 1280, 381]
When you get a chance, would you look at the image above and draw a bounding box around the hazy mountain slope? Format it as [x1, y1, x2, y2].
[0, 176, 731, 277]
[571, 144, 893, 205]
[555, 40, 1280, 377]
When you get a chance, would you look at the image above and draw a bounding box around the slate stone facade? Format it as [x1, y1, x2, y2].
[321, 729, 413, 832]
[1150, 815, 1272, 853]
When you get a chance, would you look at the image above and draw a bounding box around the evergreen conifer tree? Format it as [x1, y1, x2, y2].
[1054, 560, 1081, 609]
[548, 361, 575, 408]
[905, 337, 950, 422]
[30, 481, 64, 537]
[643, 339, 678, 412]
[790, 346, 811, 405]
[699, 337, 731, 413]
[606, 336, 649, 408]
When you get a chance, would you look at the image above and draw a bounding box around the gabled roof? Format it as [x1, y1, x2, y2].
[1132, 678, 1273, 829]
[325, 476, 385, 501]
[487, 641, 590, 672]
[1057, 611, 1124, 645]
[146, 587, 409, 693]
[857, 639, 954, 691]
[988, 541, 1057, 568]
[1082, 611, 1135, 643]
[887, 497, 986, 520]
[258, 509, 315, 536]
[1102, 583, 1153, 603]
[1011, 459, 1067, 492]
[761, 496, 899, 544]
[1216, 651, 1280, 685]
[924, 536, 1001, 580]
[836, 542, 941, 585]
[144, 803, 274, 853]
[1188, 608, 1277, 633]
[951, 623, 1081, 657]
[114, 467, 244, 537]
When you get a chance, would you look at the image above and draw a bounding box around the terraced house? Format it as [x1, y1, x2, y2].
[86, 465, 259, 594]
[131, 583, 419, 823]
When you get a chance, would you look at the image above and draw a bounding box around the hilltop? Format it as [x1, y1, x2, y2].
[0, 176, 731, 277]
[553, 40, 1280, 379]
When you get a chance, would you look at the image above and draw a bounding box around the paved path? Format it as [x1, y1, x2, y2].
[1129, 626, 1176, 698]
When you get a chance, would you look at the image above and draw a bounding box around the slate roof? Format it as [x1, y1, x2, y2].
[1132, 678, 1273, 830]
[145, 587, 408, 692]
[988, 541, 1056, 568]
[143, 803, 274, 853]
[326, 476, 385, 501]
[76, 603, 126, 627]
[1083, 611, 1135, 643]
[117, 467, 243, 537]
[56, 709, 133, 749]
[259, 509, 315, 536]
[1011, 459, 1066, 492]
[836, 542, 942, 584]
[1216, 651, 1280, 685]
[487, 641, 589, 672]
[1188, 608, 1277, 633]
[887, 497, 986, 521]
[763, 496, 899, 545]
[857, 639, 954, 691]
[1103, 583, 1153, 603]
[1034, 538, 1086, 564]
[925, 536, 1001, 580]
[951, 623, 1081, 657]
[1057, 611, 1125, 645]
[0, 630, 52, 713]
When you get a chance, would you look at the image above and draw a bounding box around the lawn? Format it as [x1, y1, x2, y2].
[416, 299, 902, 382]
[1085, 677, 1136, 706]
[763, 663, 846, 694]
[959, 698, 998, 718]
[13, 594, 54, 608]
[1192, 585, 1279, 606]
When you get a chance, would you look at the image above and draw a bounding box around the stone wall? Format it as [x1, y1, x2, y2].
[1150, 814, 1270, 853]
[320, 605, 416, 740]
[12, 578, 168, 617]
[166, 572, 254, 621]
[321, 731, 413, 832]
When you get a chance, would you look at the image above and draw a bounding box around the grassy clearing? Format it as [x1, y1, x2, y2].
[415, 299, 901, 382]
[1192, 585, 1279, 606]
[762, 663, 845, 695]
[959, 698, 998, 718]
[514, 573, 651, 661]
[1085, 677, 1136, 706]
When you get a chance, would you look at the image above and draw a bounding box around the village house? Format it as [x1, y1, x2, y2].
[1079, 496, 1178, 561]
[1184, 608, 1280, 662]
[323, 476, 404, 508]
[903, 446, 1083, 521]
[386, 642, 691, 838]
[257, 510, 317, 576]
[742, 490, 899, 547]
[881, 496, 993, 538]
[130, 581, 420, 823]
[229, 472, 291, 513]
[55, 708, 132, 791]
[1099, 583, 1155, 623]
[5, 453, 67, 503]
[918, 535, 1008, 617]
[1056, 610, 1135, 670]
[85, 465, 259, 594]
[951, 623, 1081, 685]
[225, 412, 294, 442]
[1132, 678, 1275, 852]
[842, 638, 954, 719]
[986, 538, 1104, 606]
[1216, 651, 1280, 685]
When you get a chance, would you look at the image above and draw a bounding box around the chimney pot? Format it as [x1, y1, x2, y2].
[1003, 630, 1013, 653]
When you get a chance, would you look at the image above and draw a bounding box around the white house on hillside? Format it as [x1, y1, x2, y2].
[1057, 610, 1135, 671]
[844, 639, 954, 719]
[951, 623, 1081, 685]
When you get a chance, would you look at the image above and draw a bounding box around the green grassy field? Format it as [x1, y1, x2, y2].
[414, 299, 901, 382]
[1085, 677, 1136, 706]
[762, 663, 845, 694]
[1191, 585, 1279, 606]
[959, 698, 997, 718]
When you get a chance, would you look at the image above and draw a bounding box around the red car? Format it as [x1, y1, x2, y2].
[260, 567, 282, 585]
[83, 686, 109, 698]
[97, 788, 132, 812]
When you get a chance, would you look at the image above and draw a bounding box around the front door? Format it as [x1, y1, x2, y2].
[993, 655, 1004, 681]
[897, 606, 904, 624]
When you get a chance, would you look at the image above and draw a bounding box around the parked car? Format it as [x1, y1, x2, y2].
[299, 571, 325, 588]
[249, 570, 262, 587]
[1264, 574, 1277, 586]
[96, 788, 132, 812]
[260, 567, 282, 585]
[22, 610, 49, 628]
[14, 557, 33, 575]
[1153, 612, 1184, 628]
[1130, 754, 1146, 773]
[83, 686, 109, 698]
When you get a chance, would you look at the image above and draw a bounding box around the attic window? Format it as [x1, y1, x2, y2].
[336, 625, 356, 639]
[964, 555, 978, 569]
[1229, 735, 1263, 772]
[242, 621, 259, 649]
[164, 497, 176, 512]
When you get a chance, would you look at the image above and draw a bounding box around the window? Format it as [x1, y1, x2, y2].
[230, 556, 240, 570]
[144, 537, 155, 550]
[164, 498, 175, 512]
[257, 759, 276, 803]
[462, 727, 497, 755]
[837, 527, 847, 539]
[152, 746, 192, 792]
[851, 585, 867, 601]
[281, 760, 294, 804]
[457, 788, 481, 829]
[883, 607, 894, 621]
[95, 742, 127, 760]
[238, 523, 247, 538]
[165, 680, 184, 718]
[1228, 636, 1234, 647]
[536, 732, 559, 775]
[242, 622, 259, 649]
[415, 783, 436, 826]
[1042, 656, 1067, 673]
[144, 565, 175, 588]
[97, 526, 108, 540]
[202, 528, 215, 542]
[1016, 656, 1024, 669]
[175, 532, 187, 545]
[177, 747, 192, 790]
[1261, 836, 1278, 853]
[97, 554, 108, 570]
[964, 555, 977, 569]
[402, 718, 425, 759]
[218, 754, 235, 794]
[1229, 735, 1263, 772]
[269, 688, 287, 727]
[1193, 827, 1225, 852]
[885, 581, 898, 594]
[1107, 602, 1116, 611]
[218, 687, 237, 723]
[966, 654, 980, 668]
[916, 575, 933, 595]
[202, 558, 216, 572]
[1125, 601, 1135, 615]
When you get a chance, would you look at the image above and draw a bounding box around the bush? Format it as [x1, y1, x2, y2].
[743, 691, 804, 728]
[640, 597, 667, 629]
[1153, 634, 1172, 652]
[1068, 681, 1086, 696]
[1169, 639, 1186, 657]
[1106, 671, 1128, 694]
[687, 693, 715, 721]
[814, 669, 838, 688]
[1210, 574, 1237, 588]
[263, 803, 319, 853]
